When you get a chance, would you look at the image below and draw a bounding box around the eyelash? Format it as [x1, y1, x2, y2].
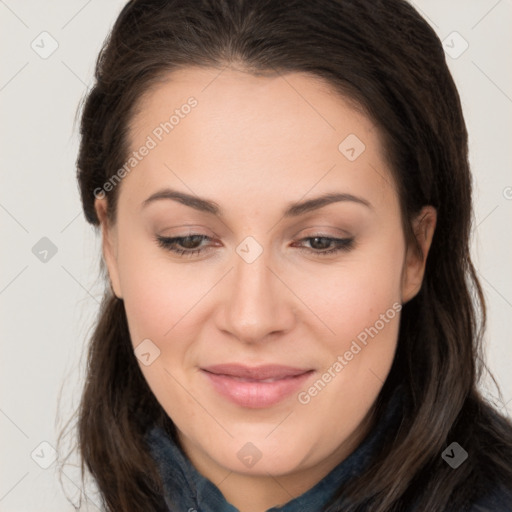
[155, 234, 354, 258]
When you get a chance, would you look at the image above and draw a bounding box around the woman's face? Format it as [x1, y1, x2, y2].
[96, 67, 434, 496]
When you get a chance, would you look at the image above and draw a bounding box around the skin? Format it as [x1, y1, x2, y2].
[95, 66, 436, 512]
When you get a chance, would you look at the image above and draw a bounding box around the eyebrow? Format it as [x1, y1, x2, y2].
[141, 188, 372, 217]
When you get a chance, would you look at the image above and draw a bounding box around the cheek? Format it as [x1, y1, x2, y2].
[298, 232, 405, 350]
[117, 247, 207, 425]
[291, 258, 403, 465]
[121, 266, 202, 346]
[290, 231, 404, 426]
[115, 226, 205, 345]
[116, 234, 221, 410]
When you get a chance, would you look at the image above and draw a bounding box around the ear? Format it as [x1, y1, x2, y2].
[94, 197, 123, 299]
[401, 206, 437, 304]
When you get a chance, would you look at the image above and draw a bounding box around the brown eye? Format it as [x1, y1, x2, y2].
[155, 234, 213, 257]
[177, 235, 204, 249]
[295, 236, 354, 257]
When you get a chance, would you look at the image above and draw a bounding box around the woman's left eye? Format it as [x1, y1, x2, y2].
[155, 234, 355, 258]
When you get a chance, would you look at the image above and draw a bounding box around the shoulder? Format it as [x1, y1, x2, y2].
[464, 399, 512, 510]
[441, 397, 512, 511]
[466, 482, 512, 511]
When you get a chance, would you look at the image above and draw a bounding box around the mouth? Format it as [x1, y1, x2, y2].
[201, 364, 315, 408]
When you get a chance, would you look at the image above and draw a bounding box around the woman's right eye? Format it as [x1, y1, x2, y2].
[155, 234, 213, 258]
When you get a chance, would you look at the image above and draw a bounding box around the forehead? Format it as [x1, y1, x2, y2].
[122, 66, 397, 215]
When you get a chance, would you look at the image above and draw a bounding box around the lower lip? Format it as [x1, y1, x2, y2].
[201, 370, 315, 408]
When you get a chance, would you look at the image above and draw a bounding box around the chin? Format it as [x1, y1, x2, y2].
[203, 431, 317, 476]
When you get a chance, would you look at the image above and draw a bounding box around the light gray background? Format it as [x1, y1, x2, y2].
[1, 1, 511, 510]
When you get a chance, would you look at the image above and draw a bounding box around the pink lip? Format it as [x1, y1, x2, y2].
[201, 364, 315, 408]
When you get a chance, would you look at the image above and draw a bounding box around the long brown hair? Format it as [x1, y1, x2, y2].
[59, 0, 512, 510]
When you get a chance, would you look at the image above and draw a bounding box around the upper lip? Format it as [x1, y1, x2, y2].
[201, 364, 312, 380]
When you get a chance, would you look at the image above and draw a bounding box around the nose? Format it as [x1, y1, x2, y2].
[217, 242, 296, 345]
